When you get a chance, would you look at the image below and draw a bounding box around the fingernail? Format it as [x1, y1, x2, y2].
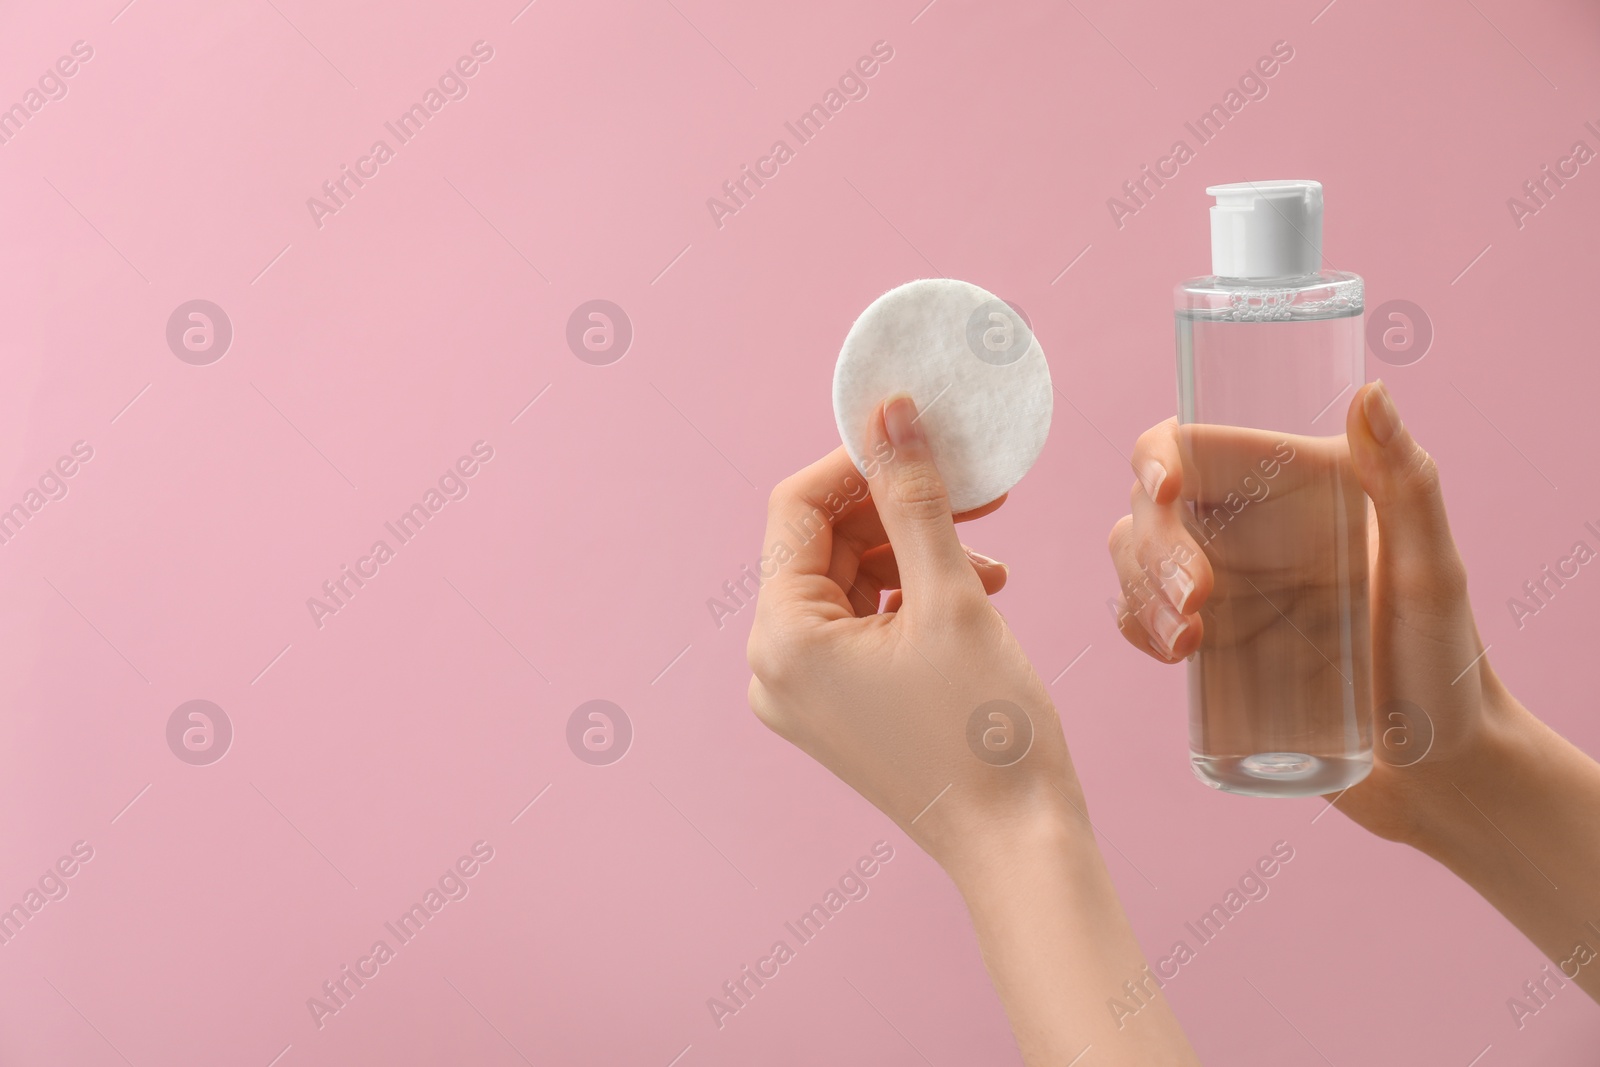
[1151, 601, 1189, 658]
[884, 394, 925, 451]
[1159, 566, 1195, 613]
[1137, 459, 1167, 500]
[967, 548, 1009, 578]
[1364, 380, 1401, 445]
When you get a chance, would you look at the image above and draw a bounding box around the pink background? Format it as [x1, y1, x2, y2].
[1, 0, 1597, 1063]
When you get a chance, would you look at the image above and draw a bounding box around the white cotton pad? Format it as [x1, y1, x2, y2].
[833, 278, 1053, 513]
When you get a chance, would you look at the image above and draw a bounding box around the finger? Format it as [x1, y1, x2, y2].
[857, 543, 1009, 602]
[827, 491, 1008, 597]
[1110, 591, 1202, 663]
[955, 493, 1008, 523]
[1131, 417, 1184, 505]
[1111, 594, 1171, 660]
[1346, 381, 1467, 597]
[1130, 477, 1212, 615]
[862, 395, 985, 613]
[1108, 515, 1202, 661]
[806, 476, 1004, 607]
[964, 546, 1010, 596]
[840, 563, 882, 617]
[831, 490, 1009, 571]
[757, 446, 875, 621]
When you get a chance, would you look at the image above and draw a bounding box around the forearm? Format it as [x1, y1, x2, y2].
[943, 798, 1201, 1066]
[1409, 688, 1600, 999]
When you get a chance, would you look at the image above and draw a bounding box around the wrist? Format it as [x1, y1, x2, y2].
[1400, 687, 1538, 861]
[933, 776, 1200, 1066]
[934, 777, 1098, 899]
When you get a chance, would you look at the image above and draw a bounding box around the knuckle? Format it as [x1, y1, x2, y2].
[745, 626, 788, 684]
[1399, 446, 1444, 500]
[746, 625, 823, 688]
[745, 673, 773, 720]
[1115, 599, 1164, 656]
[890, 467, 950, 520]
[1131, 530, 1174, 584]
[1385, 446, 1472, 601]
[746, 676, 791, 737]
[1115, 603, 1145, 644]
[1107, 514, 1134, 556]
[1133, 418, 1177, 460]
[744, 631, 775, 679]
[766, 476, 795, 516]
[1120, 565, 1159, 611]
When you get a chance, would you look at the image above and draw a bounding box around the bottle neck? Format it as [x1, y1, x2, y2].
[1213, 271, 1322, 287]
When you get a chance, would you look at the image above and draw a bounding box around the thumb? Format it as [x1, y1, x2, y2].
[1347, 380, 1464, 589]
[865, 394, 985, 612]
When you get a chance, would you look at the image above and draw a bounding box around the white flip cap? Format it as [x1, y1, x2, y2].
[1207, 180, 1323, 279]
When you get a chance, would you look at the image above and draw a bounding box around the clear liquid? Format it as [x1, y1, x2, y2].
[1176, 308, 1372, 797]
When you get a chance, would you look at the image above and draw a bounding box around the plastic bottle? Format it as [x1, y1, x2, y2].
[1174, 180, 1372, 797]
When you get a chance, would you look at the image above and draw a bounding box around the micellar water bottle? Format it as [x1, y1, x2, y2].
[1174, 180, 1372, 797]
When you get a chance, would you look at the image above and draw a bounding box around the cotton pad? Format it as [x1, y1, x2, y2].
[833, 278, 1052, 513]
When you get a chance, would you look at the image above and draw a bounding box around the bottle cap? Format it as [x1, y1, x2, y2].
[1207, 180, 1323, 279]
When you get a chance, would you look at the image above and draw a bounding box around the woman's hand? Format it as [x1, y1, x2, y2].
[1108, 381, 1600, 1003]
[745, 395, 1076, 875]
[1105, 381, 1504, 843]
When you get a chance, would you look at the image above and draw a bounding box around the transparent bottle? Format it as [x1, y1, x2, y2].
[1174, 180, 1372, 797]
